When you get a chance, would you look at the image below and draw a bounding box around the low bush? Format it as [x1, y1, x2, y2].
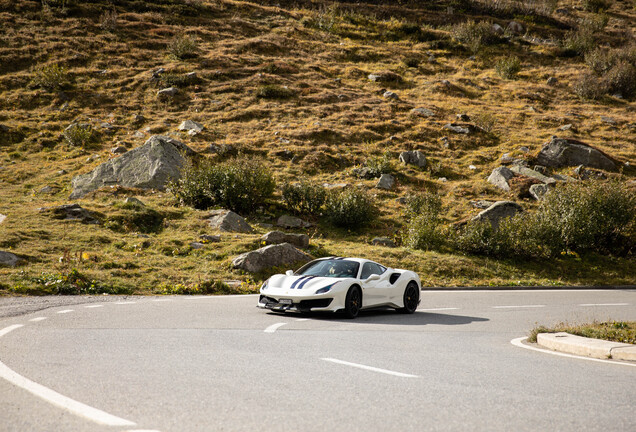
[99, 9, 118, 32]
[405, 192, 442, 220]
[583, 0, 610, 12]
[168, 34, 198, 60]
[282, 180, 326, 215]
[560, 30, 596, 57]
[324, 188, 377, 229]
[573, 73, 607, 100]
[450, 20, 500, 53]
[28, 269, 132, 295]
[169, 158, 275, 214]
[32, 64, 69, 91]
[366, 151, 393, 177]
[585, 48, 618, 75]
[105, 205, 165, 234]
[63, 123, 94, 147]
[495, 56, 521, 79]
[604, 61, 636, 98]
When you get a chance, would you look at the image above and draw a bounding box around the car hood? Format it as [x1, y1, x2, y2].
[267, 274, 346, 291]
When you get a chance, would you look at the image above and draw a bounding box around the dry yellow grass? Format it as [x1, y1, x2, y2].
[0, 0, 635, 293]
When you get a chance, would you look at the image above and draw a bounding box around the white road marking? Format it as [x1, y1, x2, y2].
[29, 317, 47, 322]
[579, 303, 629, 307]
[57, 310, 74, 314]
[85, 305, 103, 309]
[185, 294, 259, 300]
[426, 289, 607, 293]
[0, 325, 136, 426]
[321, 358, 418, 378]
[264, 322, 287, 333]
[296, 318, 310, 322]
[510, 337, 636, 368]
[124, 430, 162, 432]
[152, 299, 172, 302]
[115, 301, 136, 305]
[493, 305, 545, 309]
[419, 307, 459, 311]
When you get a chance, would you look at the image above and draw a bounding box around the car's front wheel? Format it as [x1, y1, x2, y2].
[398, 282, 419, 314]
[344, 286, 362, 319]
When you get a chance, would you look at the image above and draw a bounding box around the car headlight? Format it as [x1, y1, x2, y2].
[315, 282, 337, 294]
[260, 280, 269, 291]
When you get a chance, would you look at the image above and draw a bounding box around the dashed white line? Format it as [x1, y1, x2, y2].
[152, 299, 172, 302]
[0, 325, 136, 426]
[321, 358, 419, 378]
[124, 430, 162, 432]
[493, 305, 545, 309]
[56, 309, 74, 314]
[510, 337, 636, 368]
[579, 303, 629, 307]
[420, 307, 459, 311]
[296, 318, 310, 322]
[264, 322, 287, 333]
[29, 317, 47, 322]
[85, 305, 103, 309]
[115, 301, 137, 305]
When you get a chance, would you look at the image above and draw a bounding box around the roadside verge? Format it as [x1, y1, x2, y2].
[537, 332, 636, 362]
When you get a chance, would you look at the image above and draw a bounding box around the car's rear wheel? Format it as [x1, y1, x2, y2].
[399, 282, 419, 314]
[344, 286, 362, 319]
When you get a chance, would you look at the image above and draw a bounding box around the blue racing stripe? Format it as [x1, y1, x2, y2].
[297, 276, 316, 289]
[290, 276, 309, 289]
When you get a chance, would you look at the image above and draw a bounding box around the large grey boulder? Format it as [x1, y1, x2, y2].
[529, 184, 551, 201]
[536, 137, 616, 171]
[376, 174, 395, 190]
[0, 251, 21, 267]
[472, 201, 522, 229]
[70, 136, 195, 198]
[232, 243, 311, 273]
[487, 167, 515, 191]
[399, 151, 427, 168]
[206, 209, 253, 233]
[262, 231, 309, 249]
[509, 165, 557, 185]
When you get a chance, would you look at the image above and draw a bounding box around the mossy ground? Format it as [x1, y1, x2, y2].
[1, 0, 635, 294]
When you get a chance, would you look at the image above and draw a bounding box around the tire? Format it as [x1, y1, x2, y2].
[398, 282, 419, 314]
[344, 286, 362, 319]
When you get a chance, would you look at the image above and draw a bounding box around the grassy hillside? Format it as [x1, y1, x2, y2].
[1, 0, 635, 294]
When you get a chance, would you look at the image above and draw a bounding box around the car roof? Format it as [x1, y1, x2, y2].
[316, 257, 380, 266]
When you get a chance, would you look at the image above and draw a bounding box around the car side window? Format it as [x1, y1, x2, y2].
[360, 262, 385, 280]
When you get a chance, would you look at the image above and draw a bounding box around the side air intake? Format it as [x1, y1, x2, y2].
[389, 273, 401, 284]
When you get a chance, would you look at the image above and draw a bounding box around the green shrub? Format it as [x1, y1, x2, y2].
[28, 269, 131, 295]
[405, 192, 442, 220]
[168, 34, 198, 60]
[473, 112, 497, 133]
[560, 30, 596, 57]
[32, 64, 69, 91]
[170, 158, 276, 214]
[282, 180, 326, 215]
[450, 20, 500, 53]
[573, 73, 607, 100]
[580, 14, 609, 34]
[366, 151, 393, 177]
[159, 72, 199, 88]
[99, 9, 118, 32]
[256, 84, 295, 99]
[404, 193, 445, 251]
[324, 188, 377, 229]
[63, 123, 94, 147]
[604, 61, 636, 98]
[585, 48, 618, 75]
[495, 56, 521, 79]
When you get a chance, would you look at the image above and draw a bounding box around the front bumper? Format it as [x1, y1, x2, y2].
[258, 295, 335, 312]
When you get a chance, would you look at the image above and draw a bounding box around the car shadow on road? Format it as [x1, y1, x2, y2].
[270, 309, 489, 326]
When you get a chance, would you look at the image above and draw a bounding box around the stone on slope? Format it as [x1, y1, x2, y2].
[536, 137, 616, 171]
[529, 184, 550, 201]
[277, 215, 312, 229]
[261, 231, 309, 249]
[178, 120, 204, 134]
[376, 174, 395, 190]
[38, 204, 100, 224]
[410, 107, 435, 118]
[399, 150, 427, 168]
[0, 214, 6, 225]
[206, 209, 253, 233]
[232, 243, 311, 273]
[509, 165, 557, 185]
[472, 201, 522, 229]
[70, 135, 195, 198]
[487, 167, 515, 191]
[372, 237, 396, 248]
[0, 251, 21, 267]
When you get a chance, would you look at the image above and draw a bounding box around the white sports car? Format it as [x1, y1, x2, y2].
[258, 257, 421, 318]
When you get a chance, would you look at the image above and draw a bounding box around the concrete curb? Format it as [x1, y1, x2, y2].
[537, 332, 636, 361]
[421, 285, 636, 291]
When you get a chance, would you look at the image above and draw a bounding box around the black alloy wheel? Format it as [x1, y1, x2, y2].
[344, 286, 362, 319]
[399, 282, 419, 314]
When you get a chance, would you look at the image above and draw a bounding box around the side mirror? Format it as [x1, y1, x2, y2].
[285, 270, 294, 276]
[366, 274, 381, 282]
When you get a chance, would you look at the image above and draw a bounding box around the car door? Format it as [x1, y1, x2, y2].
[360, 262, 393, 307]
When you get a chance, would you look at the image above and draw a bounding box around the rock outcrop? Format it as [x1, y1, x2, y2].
[536, 137, 616, 171]
[232, 243, 311, 273]
[399, 150, 427, 168]
[472, 201, 522, 229]
[70, 136, 195, 198]
[206, 209, 253, 233]
[261, 231, 309, 249]
[0, 251, 21, 267]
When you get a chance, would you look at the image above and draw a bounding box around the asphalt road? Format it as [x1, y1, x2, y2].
[0, 290, 635, 432]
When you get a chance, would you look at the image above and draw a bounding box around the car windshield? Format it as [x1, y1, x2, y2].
[296, 259, 360, 279]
